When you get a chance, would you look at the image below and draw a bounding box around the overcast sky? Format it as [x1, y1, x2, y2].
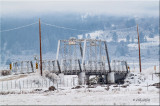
[0, 0, 159, 18]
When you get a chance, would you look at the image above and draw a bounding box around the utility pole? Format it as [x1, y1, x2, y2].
[137, 24, 142, 73]
[39, 18, 42, 76]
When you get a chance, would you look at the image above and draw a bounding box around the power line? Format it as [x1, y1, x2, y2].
[0, 22, 38, 32]
[41, 22, 88, 31]
[42, 21, 137, 32]
[0, 20, 144, 34]
[106, 26, 137, 32]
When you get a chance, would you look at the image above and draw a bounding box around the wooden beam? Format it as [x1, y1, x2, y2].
[137, 24, 142, 73]
[39, 18, 42, 76]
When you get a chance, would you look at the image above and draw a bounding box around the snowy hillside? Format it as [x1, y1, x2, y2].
[1, 16, 159, 68]
[77, 28, 159, 70]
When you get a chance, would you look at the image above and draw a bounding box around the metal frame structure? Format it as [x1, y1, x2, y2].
[9, 38, 128, 77]
[55, 38, 112, 75]
[11, 61, 34, 74]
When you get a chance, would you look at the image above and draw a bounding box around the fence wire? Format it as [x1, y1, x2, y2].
[0, 77, 79, 91]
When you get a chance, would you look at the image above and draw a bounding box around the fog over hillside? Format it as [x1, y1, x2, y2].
[0, 0, 159, 68]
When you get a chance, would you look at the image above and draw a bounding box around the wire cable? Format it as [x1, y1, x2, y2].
[0, 20, 140, 34]
[0, 22, 38, 32]
[106, 26, 137, 32]
[41, 22, 88, 31]
[42, 21, 137, 32]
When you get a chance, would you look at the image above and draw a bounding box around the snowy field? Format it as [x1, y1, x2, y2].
[0, 67, 159, 105]
[0, 88, 159, 105]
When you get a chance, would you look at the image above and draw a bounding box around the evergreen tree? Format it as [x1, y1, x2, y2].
[82, 34, 85, 39]
[149, 33, 154, 38]
[115, 41, 128, 56]
[139, 32, 145, 43]
[126, 35, 130, 43]
[125, 19, 136, 27]
[144, 36, 147, 42]
[112, 32, 118, 42]
[87, 34, 91, 39]
[131, 37, 134, 43]
[147, 49, 150, 56]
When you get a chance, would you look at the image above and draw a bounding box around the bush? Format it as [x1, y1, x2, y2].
[49, 86, 56, 91]
[1, 70, 11, 76]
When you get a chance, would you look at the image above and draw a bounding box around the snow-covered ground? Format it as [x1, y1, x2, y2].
[0, 67, 159, 105]
[0, 88, 159, 105]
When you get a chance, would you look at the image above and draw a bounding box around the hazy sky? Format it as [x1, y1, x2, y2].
[0, 0, 159, 18]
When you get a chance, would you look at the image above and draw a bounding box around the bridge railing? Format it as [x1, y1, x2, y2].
[111, 60, 128, 72]
[9, 59, 128, 75]
[11, 61, 35, 74]
[59, 59, 110, 73]
[84, 61, 108, 72]
[42, 60, 59, 72]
